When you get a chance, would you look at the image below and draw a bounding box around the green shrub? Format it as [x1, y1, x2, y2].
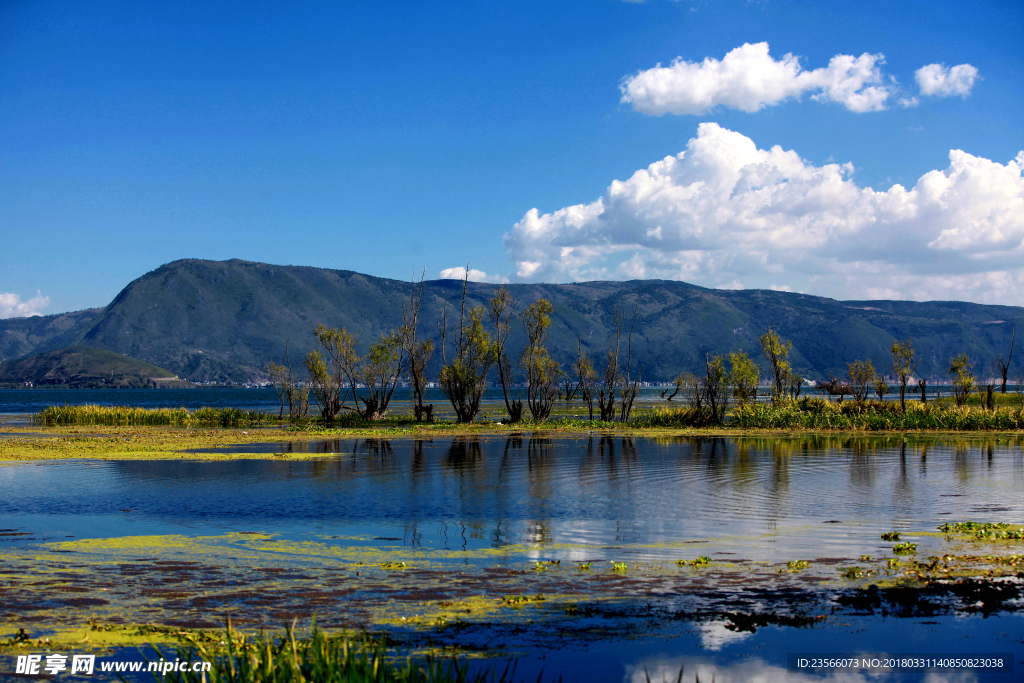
[36, 404, 277, 427]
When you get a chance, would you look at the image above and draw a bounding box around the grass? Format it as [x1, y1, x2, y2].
[29, 394, 1024, 433]
[36, 404, 278, 427]
[157, 622, 512, 683]
[730, 398, 1024, 431]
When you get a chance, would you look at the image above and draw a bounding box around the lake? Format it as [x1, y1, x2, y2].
[1, 433, 1022, 681]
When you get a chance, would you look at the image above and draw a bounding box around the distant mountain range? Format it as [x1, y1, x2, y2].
[1, 259, 1020, 384]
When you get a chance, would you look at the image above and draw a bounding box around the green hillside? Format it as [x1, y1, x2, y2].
[0, 259, 1020, 384]
[0, 346, 182, 388]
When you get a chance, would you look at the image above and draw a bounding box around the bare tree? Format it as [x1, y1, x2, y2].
[1014, 363, 1024, 408]
[662, 374, 683, 401]
[596, 312, 622, 421]
[789, 374, 804, 399]
[574, 334, 596, 420]
[990, 323, 1015, 394]
[265, 340, 309, 420]
[617, 304, 641, 422]
[680, 372, 704, 411]
[488, 286, 524, 423]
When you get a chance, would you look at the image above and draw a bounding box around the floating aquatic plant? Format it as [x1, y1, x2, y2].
[893, 542, 918, 554]
[881, 532, 900, 541]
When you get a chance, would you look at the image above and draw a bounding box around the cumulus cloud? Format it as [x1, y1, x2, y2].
[915, 62, 979, 97]
[0, 291, 50, 318]
[620, 42, 891, 114]
[439, 266, 507, 284]
[503, 124, 1024, 304]
[627, 657, 978, 683]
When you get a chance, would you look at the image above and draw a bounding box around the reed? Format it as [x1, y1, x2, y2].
[159, 622, 511, 683]
[729, 399, 1024, 431]
[36, 404, 277, 427]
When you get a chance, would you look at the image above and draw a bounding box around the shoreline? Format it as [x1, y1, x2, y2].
[1, 422, 1022, 461]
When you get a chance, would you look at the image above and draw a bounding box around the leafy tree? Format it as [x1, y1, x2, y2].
[789, 374, 804, 399]
[847, 359, 876, 405]
[949, 353, 975, 407]
[729, 350, 759, 406]
[889, 339, 918, 412]
[520, 299, 560, 421]
[402, 271, 434, 422]
[819, 375, 852, 403]
[488, 286, 524, 423]
[437, 271, 496, 423]
[874, 374, 889, 403]
[304, 324, 357, 420]
[703, 353, 731, 424]
[990, 323, 1015, 393]
[759, 325, 792, 403]
[355, 330, 405, 420]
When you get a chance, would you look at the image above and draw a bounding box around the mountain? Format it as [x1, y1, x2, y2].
[0, 346, 182, 388]
[0, 308, 103, 362]
[0, 259, 1020, 384]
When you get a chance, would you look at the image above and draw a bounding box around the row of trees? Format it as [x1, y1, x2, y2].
[267, 271, 643, 424]
[797, 327, 1018, 411]
[267, 274, 1020, 424]
[657, 323, 1020, 424]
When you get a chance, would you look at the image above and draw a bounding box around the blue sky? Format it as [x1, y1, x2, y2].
[1, 0, 1022, 316]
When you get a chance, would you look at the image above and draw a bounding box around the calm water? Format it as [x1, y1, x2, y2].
[4, 435, 1023, 559]
[0, 387, 665, 422]
[1, 435, 1022, 681]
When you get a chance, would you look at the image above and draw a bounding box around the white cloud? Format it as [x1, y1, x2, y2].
[916, 63, 979, 97]
[0, 291, 50, 318]
[627, 657, 979, 683]
[620, 42, 891, 115]
[439, 266, 507, 284]
[503, 123, 1024, 304]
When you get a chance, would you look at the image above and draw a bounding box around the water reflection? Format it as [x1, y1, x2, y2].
[1, 435, 1022, 560]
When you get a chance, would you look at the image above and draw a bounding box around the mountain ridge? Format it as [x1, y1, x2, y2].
[0, 259, 1019, 384]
